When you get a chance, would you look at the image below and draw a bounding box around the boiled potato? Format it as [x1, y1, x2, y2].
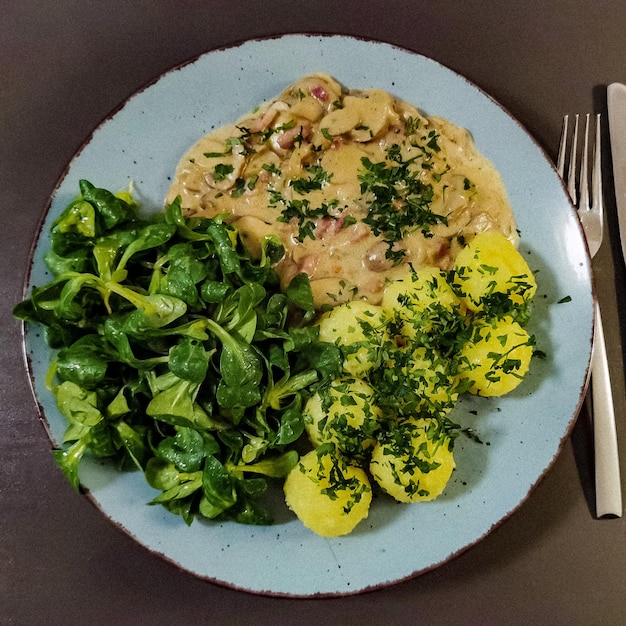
[457, 316, 533, 397]
[379, 345, 459, 415]
[451, 231, 536, 314]
[381, 266, 462, 340]
[317, 300, 387, 376]
[372, 344, 459, 417]
[303, 377, 382, 460]
[369, 417, 455, 503]
[284, 448, 372, 537]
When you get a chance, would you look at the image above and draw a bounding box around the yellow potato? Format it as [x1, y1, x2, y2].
[317, 300, 387, 376]
[380, 345, 459, 415]
[381, 266, 461, 340]
[284, 448, 372, 537]
[370, 417, 455, 503]
[451, 231, 536, 314]
[303, 377, 382, 459]
[457, 316, 534, 396]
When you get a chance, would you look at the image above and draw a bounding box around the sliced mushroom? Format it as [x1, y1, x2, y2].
[203, 144, 247, 191]
[233, 215, 282, 259]
[364, 240, 395, 273]
[309, 277, 358, 308]
[319, 90, 400, 142]
[245, 100, 289, 133]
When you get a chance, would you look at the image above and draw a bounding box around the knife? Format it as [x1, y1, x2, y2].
[608, 83, 626, 265]
[601, 84, 626, 516]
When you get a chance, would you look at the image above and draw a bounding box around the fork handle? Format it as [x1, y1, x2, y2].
[591, 301, 623, 517]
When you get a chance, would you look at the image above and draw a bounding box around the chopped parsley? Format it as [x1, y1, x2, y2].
[212, 163, 234, 182]
[262, 162, 281, 176]
[203, 137, 247, 158]
[261, 119, 296, 142]
[230, 178, 246, 197]
[404, 116, 421, 135]
[270, 191, 341, 242]
[289, 165, 333, 194]
[358, 143, 447, 261]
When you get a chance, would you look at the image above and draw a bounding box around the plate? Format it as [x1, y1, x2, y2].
[22, 34, 593, 596]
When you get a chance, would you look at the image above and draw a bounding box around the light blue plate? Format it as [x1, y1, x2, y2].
[23, 34, 593, 596]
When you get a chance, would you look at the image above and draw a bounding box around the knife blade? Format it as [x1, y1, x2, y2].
[607, 83, 626, 265]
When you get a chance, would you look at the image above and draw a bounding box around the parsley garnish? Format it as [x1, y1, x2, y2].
[358, 144, 447, 261]
[204, 137, 250, 158]
[212, 163, 234, 182]
[230, 178, 246, 197]
[261, 119, 296, 142]
[426, 130, 441, 152]
[289, 165, 333, 194]
[270, 192, 340, 242]
[404, 116, 421, 135]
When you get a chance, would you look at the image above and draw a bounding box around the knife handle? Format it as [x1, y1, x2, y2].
[591, 301, 623, 517]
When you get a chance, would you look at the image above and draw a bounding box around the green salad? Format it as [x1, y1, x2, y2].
[14, 180, 342, 525]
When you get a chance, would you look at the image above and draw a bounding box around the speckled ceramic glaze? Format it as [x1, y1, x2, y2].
[23, 34, 593, 596]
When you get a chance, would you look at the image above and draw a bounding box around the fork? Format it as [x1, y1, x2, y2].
[558, 113, 622, 517]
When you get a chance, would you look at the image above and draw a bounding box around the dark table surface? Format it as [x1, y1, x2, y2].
[4, 1, 626, 624]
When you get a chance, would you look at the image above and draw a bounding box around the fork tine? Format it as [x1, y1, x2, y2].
[579, 113, 591, 213]
[592, 113, 603, 215]
[567, 114, 580, 203]
[558, 113, 602, 216]
[557, 114, 569, 178]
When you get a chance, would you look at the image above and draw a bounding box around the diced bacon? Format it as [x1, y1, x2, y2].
[275, 123, 311, 150]
[315, 216, 344, 239]
[314, 218, 331, 238]
[249, 101, 289, 133]
[297, 254, 318, 276]
[311, 85, 329, 102]
[432, 239, 452, 266]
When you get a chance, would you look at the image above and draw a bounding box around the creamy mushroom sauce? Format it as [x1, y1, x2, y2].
[166, 73, 517, 308]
